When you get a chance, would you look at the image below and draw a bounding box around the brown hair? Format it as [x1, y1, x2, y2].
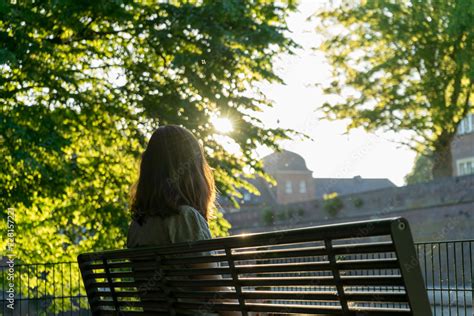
[130, 125, 216, 224]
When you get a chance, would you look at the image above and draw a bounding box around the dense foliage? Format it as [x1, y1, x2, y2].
[317, 0, 473, 178]
[405, 153, 434, 185]
[0, 0, 297, 263]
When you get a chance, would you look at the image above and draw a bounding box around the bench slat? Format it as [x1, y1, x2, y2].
[83, 258, 399, 281]
[88, 289, 410, 304]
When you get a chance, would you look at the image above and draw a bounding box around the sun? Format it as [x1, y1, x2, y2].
[211, 116, 234, 134]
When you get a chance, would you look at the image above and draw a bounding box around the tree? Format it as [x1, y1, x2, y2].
[0, 0, 298, 264]
[405, 153, 434, 185]
[317, 0, 473, 178]
[323, 192, 344, 217]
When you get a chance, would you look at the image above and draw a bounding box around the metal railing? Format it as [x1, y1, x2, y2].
[415, 240, 473, 316]
[1, 240, 473, 315]
[1, 262, 90, 315]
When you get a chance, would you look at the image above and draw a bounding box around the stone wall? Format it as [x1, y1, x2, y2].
[225, 174, 474, 242]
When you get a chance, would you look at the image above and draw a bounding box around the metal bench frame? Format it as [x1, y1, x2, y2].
[78, 217, 432, 315]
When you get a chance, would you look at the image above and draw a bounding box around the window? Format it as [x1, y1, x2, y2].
[457, 114, 473, 135]
[299, 180, 307, 193]
[285, 180, 293, 194]
[463, 114, 473, 134]
[457, 157, 474, 176]
[243, 192, 251, 201]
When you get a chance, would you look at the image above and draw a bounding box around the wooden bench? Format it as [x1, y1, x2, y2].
[78, 217, 432, 315]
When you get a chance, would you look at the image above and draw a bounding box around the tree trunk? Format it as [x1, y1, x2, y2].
[431, 134, 454, 179]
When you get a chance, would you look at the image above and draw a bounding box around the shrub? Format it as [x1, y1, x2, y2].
[323, 192, 344, 217]
[352, 197, 364, 208]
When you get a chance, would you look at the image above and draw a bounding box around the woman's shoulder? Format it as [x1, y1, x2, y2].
[127, 215, 169, 248]
[177, 205, 207, 221]
[166, 205, 211, 243]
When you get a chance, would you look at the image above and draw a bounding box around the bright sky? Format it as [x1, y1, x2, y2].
[254, 0, 416, 186]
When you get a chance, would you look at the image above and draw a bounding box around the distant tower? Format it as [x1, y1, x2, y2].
[263, 150, 315, 204]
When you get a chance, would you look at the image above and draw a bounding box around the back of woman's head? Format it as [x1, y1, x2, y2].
[130, 125, 215, 224]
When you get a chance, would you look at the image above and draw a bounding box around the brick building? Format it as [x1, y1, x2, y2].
[452, 112, 474, 176]
[262, 150, 315, 204]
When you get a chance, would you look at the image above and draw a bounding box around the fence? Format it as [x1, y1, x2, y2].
[415, 240, 473, 316]
[1, 262, 89, 315]
[1, 240, 473, 315]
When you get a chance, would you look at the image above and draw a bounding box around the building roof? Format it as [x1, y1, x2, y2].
[313, 176, 396, 198]
[263, 150, 311, 173]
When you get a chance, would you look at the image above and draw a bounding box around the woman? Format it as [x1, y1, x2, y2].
[127, 125, 238, 315]
[128, 124, 215, 248]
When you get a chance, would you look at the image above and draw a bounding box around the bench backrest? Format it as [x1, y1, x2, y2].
[78, 217, 432, 315]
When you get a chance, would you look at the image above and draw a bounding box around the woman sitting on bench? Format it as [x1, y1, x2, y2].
[128, 125, 216, 254]
[127, 125, 239, 316]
